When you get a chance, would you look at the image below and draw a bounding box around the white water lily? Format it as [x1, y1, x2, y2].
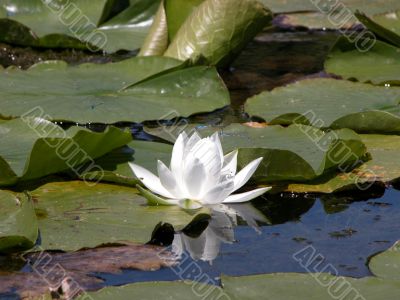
[129, 131, 271, 209]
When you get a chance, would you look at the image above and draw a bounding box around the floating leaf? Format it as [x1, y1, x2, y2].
[0, 118, 131, 186]
[325, 38, 400, 85]
[32, 181, 196, 251]
[355, 10, 400, 48]
[267, 0, 400, 29]
[0, 0, 160, 52]
[148, 124, 367, 183]
[221, 273, 400, 300]
[0, 57, 229, 123]
[0, 191, 38, 253]
[81, 140, 173, 186]
[287, 134, 400, 193]
[246, 78, 400, 132]
[97, 0, 162, 53]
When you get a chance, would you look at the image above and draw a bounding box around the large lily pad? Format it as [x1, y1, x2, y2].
[221, 273, 400, 300]
[355, 10, 400, 48]
[287, 134, 400, 193]
[146, 124, 367, 183]
[325, 38, 400, 85]
[81, 140, 173, 186]
[0, 57, 230, 123]
[0, 118, 131, 186]
[246, 78, 400, 132]
[0, 190, 38, 253]
[0, 0, 159, 52]
[79, 281, 223, 300]
[32, 181, 195, 251]
[269, 0, 400, 29]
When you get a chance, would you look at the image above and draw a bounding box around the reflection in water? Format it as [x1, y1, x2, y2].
[172, 203, 268, 263]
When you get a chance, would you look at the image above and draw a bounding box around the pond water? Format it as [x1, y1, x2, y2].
[92, 186, 400, 288]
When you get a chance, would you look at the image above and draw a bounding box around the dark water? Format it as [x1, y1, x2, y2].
[96, 186, 400, 287]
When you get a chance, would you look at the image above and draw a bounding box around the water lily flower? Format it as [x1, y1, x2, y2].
[129, 131, 271, 209]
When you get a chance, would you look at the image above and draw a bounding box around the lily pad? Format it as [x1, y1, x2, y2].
[369, 240, 400, 280]
[287, 134, 400, 193]
[246, 78, 400, 132]
[146, 124, 367, 183]
[0, 190, 38, 253]
[0, 0, 159, 52]
[221, 273, 400, 300]
[0, 57, 230, 123]
[355, 10, 400, 48]
[325, 38, 400, 85]
[78, 281, 223, 300]
[0, 118, 131, 186]
[96, 0, 162, 53]
[268, 0, 400, 29]
[81, 140, 173, 186]
[32, 181, 195, 251]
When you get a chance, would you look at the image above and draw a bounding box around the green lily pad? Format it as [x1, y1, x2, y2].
[147, 123, 367, 183]
[268, 0, 400, 29]
[0, 57, 229, 123]
[81, 140, 173, 186]
[325, 38, 400, 85]
[0, 0, 159, 52]
[0, 190, 38, 253]
[369, 240, 400, 280]
[221, 273, 400, 300]
[32, 181, 196, 251]
[355, 10, 400, 48]
[0, 118, 131, 186]
[287, 134, 400, 193]
[246, 78, 400, 132]
[96, 0, 161, 53]
[78, 281, 223, 300]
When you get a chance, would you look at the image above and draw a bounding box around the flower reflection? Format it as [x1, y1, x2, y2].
[171, 203, 268, 263]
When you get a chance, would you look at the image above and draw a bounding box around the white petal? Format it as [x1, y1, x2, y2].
[223, 187, 271, 204]
[190, 139, 222, 179]
[185, 131, 201, 153]
[221, 150, 238, 179]
[210, 132, 224, 165]
[170, 133, 186, 180]
[157, 160, 184, 198]
[129, 162, 174, 198]
[202, 181, 234, 205]
[183, 157, 207, 199]
[233, 157, 263, 191]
